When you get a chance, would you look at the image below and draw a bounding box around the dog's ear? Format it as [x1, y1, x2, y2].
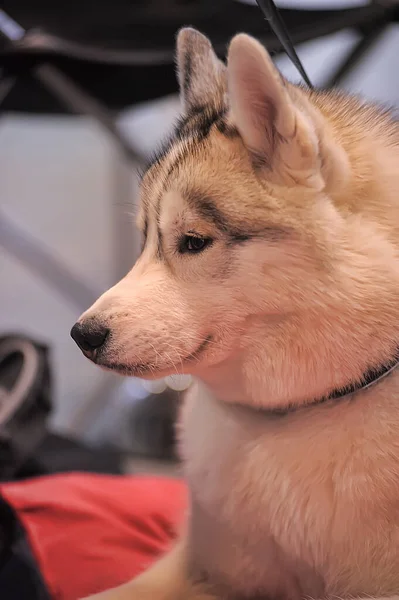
[227, 34, 323, 189]
[176, 28, 226, 113]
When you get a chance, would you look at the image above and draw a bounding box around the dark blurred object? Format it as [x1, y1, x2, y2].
[0, 335, 51, 481]
[18, 433, 123, 478]
[0, 511, 50, 600]
[128, 388, 180, 460]
[0, 334, 123, 481]
[1, 1, 399, 117]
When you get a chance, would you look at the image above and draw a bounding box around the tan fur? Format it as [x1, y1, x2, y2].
[79, 28, 399, 600]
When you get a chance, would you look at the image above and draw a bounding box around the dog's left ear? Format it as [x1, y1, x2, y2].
[227, 34, 323, 189]
[176, 28, 226, 113]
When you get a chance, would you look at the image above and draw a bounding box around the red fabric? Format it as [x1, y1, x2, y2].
[0, 474, 187, 600]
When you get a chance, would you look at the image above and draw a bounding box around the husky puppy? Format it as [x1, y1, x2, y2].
[71, 28, 399, 600]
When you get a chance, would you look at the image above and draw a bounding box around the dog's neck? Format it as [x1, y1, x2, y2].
[198, 352, 399, 416]
[197, 320, 399, 415]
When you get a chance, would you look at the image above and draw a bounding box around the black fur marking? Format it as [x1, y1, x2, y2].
[189, 194, 289, 244]
[175, 104, 228, 143]
[142, 104, 231, 180]
[183, 50, 192, 98]
[193, 196, 231, 233]
[156, 224, 163, 260]
[216, 118, 239, 139]
[227, 228, 288, 245]
[229, 233, 252, 243]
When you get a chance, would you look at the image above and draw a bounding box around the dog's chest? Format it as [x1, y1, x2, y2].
[179, 385, 399, 599]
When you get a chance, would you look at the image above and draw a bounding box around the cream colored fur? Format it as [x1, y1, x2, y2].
[78, 28, 399, 600]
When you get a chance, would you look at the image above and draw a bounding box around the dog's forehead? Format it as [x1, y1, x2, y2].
[141, 104, 241, 192]
[141, 150, 246, 226]
[139, 129, 244, 227]
[137, 104, 297, 237]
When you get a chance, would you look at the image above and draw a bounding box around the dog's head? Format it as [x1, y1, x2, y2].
[72, 29, 399, 408]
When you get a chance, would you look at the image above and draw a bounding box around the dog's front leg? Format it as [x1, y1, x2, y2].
[82, 535, 219, 600]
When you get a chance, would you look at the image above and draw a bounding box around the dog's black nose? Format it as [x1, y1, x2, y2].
[70, 321, 109, 357]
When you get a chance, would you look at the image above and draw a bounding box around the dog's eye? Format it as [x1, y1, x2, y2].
[179, 235, 212, 254]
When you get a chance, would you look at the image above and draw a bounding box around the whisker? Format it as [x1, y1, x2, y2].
[149, 341, 163, 369]
[161, 341, 185, 374]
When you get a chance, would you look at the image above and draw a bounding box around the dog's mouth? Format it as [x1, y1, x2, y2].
[95, 334, 212, 378]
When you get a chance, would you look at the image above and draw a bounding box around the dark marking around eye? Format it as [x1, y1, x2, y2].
[156, 225, 163, 260]
[194, 197, 231, 233]
[228, 228, 288, 245]
[187, 192, 290, 245]
[178, 234, 213, 255]
[230, 233, 251, 243]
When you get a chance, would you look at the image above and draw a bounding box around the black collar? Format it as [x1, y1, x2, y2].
[268, 351, 399, 417]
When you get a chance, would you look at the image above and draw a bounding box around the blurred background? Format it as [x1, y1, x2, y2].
[1, 0, 398, 477]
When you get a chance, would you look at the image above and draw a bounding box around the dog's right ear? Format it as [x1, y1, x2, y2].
[227, 34, 324, 189]
[176, 28, 226, 113]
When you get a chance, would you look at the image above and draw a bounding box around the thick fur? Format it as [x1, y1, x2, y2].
[78, 28, 399, 600]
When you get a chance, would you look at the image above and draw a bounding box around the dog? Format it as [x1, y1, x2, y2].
[71, 27, 399, 600]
